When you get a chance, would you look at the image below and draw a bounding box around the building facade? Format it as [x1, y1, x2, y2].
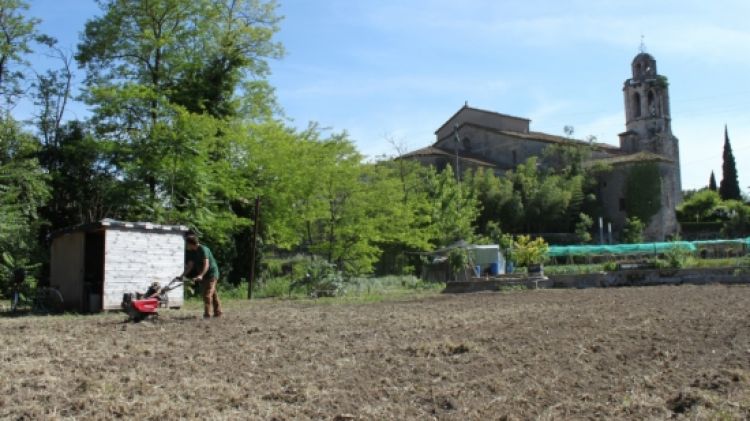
[402, 52, 682, 241]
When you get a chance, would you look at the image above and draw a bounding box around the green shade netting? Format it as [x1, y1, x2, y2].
[548, 241, 694, 257]
[548, 238, 750, 257]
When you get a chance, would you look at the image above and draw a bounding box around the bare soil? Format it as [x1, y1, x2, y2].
[1, 284, 749, 420]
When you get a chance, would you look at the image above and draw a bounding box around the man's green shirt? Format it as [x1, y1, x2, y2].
[186, 245, 219, 280]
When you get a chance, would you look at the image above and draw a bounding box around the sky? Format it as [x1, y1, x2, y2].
[25, 0, 750, 192]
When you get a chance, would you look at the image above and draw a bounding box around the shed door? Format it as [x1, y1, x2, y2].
[50, 232, 85, 311]
[84, 231, 105, 312]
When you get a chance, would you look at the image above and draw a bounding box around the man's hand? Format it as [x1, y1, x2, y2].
[193, 276, 203, 283]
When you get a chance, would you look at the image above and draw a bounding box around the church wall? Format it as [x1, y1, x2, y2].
[599, 161, 680, 242]
[435, 108, 530, 141]
[436, 126, 559, 173]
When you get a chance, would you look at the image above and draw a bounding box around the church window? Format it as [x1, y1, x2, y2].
[512, 150, 517, 166]
[632, 92, 641, 118]
[619, 198, 626, 211]
[647, 90, 656, 116]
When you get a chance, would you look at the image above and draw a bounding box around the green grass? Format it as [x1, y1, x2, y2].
[184, 275, 446, 304]
[542, 256, 750, 275]
[542, 264, 605, 275]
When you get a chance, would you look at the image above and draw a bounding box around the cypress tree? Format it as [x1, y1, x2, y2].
[719, 125, 741, 200]
[708, 171, 717, 191]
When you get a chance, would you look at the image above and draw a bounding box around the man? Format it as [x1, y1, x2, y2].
[183, 234, 222, 318]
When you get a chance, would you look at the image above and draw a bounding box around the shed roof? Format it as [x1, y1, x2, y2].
[50, 219, 189, 240]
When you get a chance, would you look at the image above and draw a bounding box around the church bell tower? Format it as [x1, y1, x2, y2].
[618, 51, 683, 239]
[621, 52, 675, 154]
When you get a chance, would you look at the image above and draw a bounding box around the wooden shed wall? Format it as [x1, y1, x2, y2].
[50, 232, 85, 311]
[102, 228, 185, 310]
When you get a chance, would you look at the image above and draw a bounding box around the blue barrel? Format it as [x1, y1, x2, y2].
[474, 265, 482, 277]
[490, 262, 500, 275]
[505, 261, 514, 274]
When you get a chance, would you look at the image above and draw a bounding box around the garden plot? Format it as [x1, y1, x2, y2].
[1, 285, 749, 419]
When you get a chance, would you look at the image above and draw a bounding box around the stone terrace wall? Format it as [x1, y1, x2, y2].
[444, 268, 750, 293]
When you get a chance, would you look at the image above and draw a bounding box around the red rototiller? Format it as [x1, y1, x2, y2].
[121, 276, 185, 321]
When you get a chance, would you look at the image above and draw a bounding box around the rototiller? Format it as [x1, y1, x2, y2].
[121, 276, 186, 321]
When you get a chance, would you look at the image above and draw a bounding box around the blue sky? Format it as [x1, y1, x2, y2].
[26, 0, 750, 191]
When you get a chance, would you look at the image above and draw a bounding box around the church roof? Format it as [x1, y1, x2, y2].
[439, 121, 621, 153]
[587, 151, 673, 167]
[434, 105, 530, 135]
[398, 146, 497, 167]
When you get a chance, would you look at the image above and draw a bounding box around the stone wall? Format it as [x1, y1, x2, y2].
[443, 268, 750, 293]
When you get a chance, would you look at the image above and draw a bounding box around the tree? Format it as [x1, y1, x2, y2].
[76, 0, 283, 201]
[574, 213, 593, 243]
[425, 165, 479, 247]
[720, 200, 750, 238]
[463, 167, 516, 236]
[621, 217, 644, 244]
[676, 189, 721, 223]
[0, 117, 49, 291]
[708, 171, 717, 192]
[0, 0, 45, 109]
[719, 125, 741, 201]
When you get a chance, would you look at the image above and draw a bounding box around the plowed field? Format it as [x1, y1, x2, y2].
[2, 284, 749, 419]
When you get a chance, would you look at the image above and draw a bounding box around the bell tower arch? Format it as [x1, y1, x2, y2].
[622, 52, 672, 143]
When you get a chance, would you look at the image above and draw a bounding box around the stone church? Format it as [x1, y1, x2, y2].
[403, 52, 682, 241]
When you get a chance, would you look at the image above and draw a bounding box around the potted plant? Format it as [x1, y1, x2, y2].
[513, 235, 549, 276]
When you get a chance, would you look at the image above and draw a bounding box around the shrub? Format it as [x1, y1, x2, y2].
[512, 235, 549, 267]
[603, 261, 618, 272]
[289, 259, 344, 297]
[663, 243, 694, 269]
[622, 217, 645, 244]
[575, 213, 593, 244]
[447, 247, 469, 281]
[256, 277, 293, 298]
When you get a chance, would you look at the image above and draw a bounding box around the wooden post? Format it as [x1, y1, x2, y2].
[248, 197, 261, 299]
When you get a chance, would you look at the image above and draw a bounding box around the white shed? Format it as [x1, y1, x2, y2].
[467, 244, 506, 275]
[50, 219, 188, 312]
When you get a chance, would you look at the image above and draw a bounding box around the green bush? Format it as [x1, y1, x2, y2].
[602, 261, 618, 272]
[255, 277, 293, 298]
[622, 217, 645, 244]
[447, 248, 468, 281]
[287, 259, 344, 297]
[512, 235, 549, 267]
[663, 243, 694, 269]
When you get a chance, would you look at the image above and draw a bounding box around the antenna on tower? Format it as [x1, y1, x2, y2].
[639, 35, 647, 53]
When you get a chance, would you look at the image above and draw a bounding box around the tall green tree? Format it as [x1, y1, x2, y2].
[719, 125, 741, 201]
[676, 189, 722, 223]
[76, 0, 283, 202]
[0, 117, 49, 288]
[426, 165, 479, 247]
[0, 0, 46, 109]
[708, 170, 717, 192]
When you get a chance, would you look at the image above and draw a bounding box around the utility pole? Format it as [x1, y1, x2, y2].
[453, 124, 461, 182]
[248, 197, 261, 299]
